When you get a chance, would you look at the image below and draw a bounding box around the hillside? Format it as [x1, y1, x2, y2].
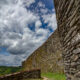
[22, 29, 64, 73]
[0, 66, 21, 76]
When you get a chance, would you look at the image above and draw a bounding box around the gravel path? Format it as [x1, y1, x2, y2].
[43, 77, 49, 80]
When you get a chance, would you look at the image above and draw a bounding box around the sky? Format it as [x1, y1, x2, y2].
[0, 0, 57, 66]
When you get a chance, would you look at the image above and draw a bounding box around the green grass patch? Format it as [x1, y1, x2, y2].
[0, 66, 21, 76]
[42, 72, 66, 80]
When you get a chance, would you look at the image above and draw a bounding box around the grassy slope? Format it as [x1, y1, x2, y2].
[42, 72, 66, 80]
[0, 66, 21, 76]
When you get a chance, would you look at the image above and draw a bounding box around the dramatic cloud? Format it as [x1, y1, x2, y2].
[0, 0, 57, 66]
[0, 54, 28, 66]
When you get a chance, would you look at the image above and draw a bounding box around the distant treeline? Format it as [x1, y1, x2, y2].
[0, 66, 21, 76]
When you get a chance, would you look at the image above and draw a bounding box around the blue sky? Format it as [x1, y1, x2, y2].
[0, 0, 57, 66]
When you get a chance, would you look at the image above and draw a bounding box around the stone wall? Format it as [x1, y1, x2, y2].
[54, 0, 80, 80]
[0, 69, 41, 80]
[22, 29, 64, 73]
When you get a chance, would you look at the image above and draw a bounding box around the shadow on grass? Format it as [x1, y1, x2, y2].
[23, 72, 66, 80]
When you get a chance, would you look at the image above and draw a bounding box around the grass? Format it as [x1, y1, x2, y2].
[23, 72, 66, 80]
[0, 66, 21, 76]
[42, 72, 66, 80]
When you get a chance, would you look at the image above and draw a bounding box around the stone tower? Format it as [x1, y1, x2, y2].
[54, 0, 80, 80]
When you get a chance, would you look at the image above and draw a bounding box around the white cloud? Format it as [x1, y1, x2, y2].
[0, 54, 20, 66]
[38, 1, 45, 8]
[0, 0, 57, 66]
[36, 28, 49, 36]
[0, 54, 27, 66]
[42, 13, 57, 30]
[40, 8, 48, 14]
[35, 20, 42, 29]
[23, 0, 35, 7]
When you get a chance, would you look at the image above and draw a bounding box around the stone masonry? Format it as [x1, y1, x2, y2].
[54, 0, 80, 80]
[22, 29, 64, 74]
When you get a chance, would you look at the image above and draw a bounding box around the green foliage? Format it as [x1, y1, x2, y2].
[42, 72, 66, 80]
[0, 66, 21, 76]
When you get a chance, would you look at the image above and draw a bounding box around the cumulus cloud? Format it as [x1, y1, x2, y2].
[35, 20, 42, 29]
[0, 0, 57, 66]
[0, 0, 43, 54]
[23, 0, 35, 7]
[42, 13, 57, 30]
[0, 54, 28, 66]
[38, 1, 45, 8]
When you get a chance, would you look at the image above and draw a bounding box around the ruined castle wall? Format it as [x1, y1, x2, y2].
[54, 0, 80, 80]
[22, 30, 64, 73]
